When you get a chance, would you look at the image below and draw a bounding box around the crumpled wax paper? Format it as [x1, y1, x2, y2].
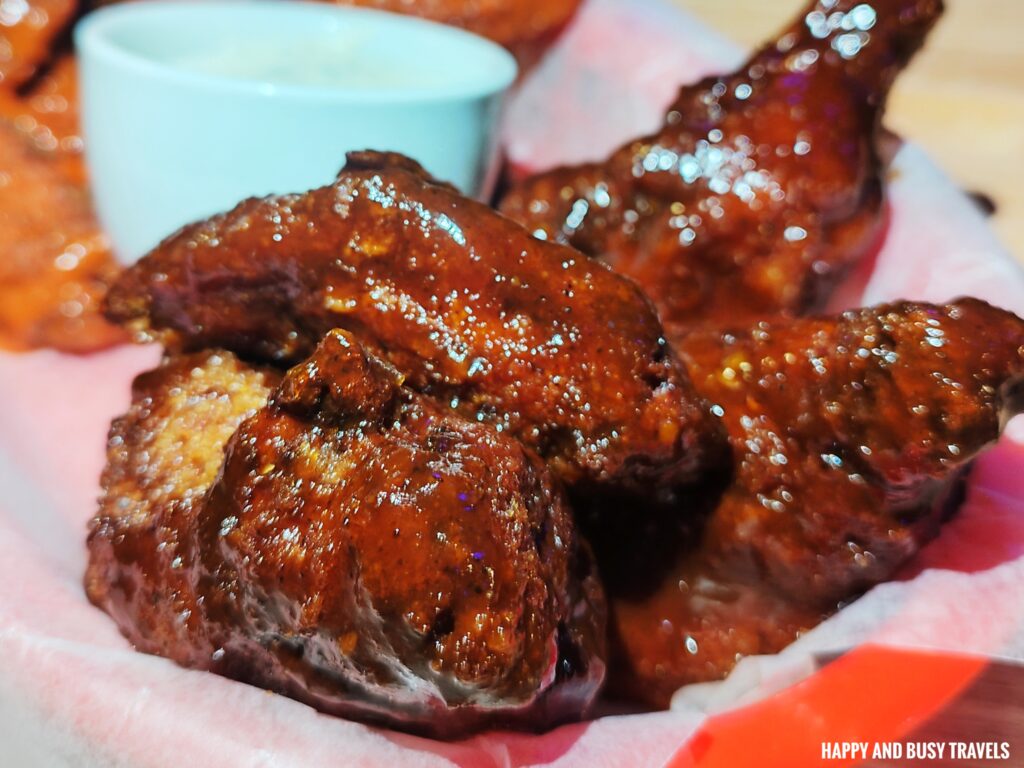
[2, 0, 1023, 765]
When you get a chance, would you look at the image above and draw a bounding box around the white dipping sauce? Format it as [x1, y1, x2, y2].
[173, 35, 442, 90]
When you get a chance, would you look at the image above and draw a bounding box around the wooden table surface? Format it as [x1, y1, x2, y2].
[673, 0, 1024, 265]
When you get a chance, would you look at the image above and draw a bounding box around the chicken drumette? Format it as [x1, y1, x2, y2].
[600, 299, 1024, 707]
[500, 0, 943, 337]
[87, 331, 607, 737]
[105, 151, 726, 495]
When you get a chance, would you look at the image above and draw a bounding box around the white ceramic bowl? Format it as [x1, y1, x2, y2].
[75, 0, 517, 263]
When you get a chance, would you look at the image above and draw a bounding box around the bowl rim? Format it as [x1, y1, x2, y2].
[74, 0, 519, 104]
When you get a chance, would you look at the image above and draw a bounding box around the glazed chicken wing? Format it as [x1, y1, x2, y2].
[88, 330, 606, 737]
[105, 151, 725, 493]
[600, 299, 1024, 707]
[337, 0, 581, 62]
[0, 40, 120, 353]
[500, 0, 943, 337]
[0, 119, 123, 352]
[0, 55, 85, 185]
[0, 0, 75, 89]
[86, 349, 281, 657]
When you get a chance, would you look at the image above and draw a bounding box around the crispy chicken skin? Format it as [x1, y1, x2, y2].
[500, 0, 943, 336]
[88, 331, 607, 738]
[602, 299, 1024, 707]
[105, 151, 726, 493]
[86, 350, 281, 658]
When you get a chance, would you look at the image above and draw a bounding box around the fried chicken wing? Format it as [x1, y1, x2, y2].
[87, 331, 606, 737]
[600, 299, 1024, 706]
[0, 119, 123, 352]
[0, 7, 119, 354]
[336, 0, 581, 63]
[0, 55, 85, 184]
[0, 0, 75, 89]
[500, 0, 943, 336]
[86, 350, 280, 657]
[105, 150, 725, 493]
